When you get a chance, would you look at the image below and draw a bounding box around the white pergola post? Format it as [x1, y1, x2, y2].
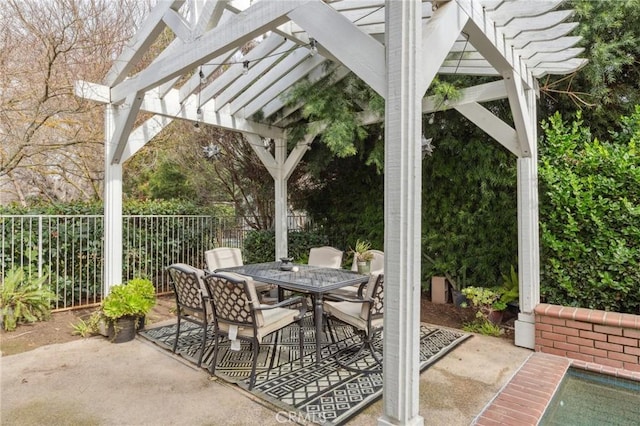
[515, 87, 540, 349]
[274, 137, 288, 260]
[103, 104, 123, 294]
[379, 1, 423, 425]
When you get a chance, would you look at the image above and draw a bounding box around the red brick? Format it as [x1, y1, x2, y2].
[625, 346, 640, 356]
[475, 415, 505, 426]
[594, 357, 624, 368]
[536, 323, 553, 332]
[595, 341, 624, 353]
[609, 335, 638, 347]
[540, 316, 566, 326]
[602, 312, 622, 327]
[608, 351, 638, 364]
[566, 351, 595, 363]
[623, 329, 640, 339]
[540, 346, 567, 357]
[579, 330, 607, 342]
[589, 310, 606, 324]
[572, 308, 592, 322]
[567, 336, 595, 347]
[579, 346, 607, 357]
[620, 317, 639, 329]
[541, 331, 567, 342]
[536, 337, 556, 349]
[554, 341, 579, 352]
[623, 362, 640, 372]
[491, 402, 541, 424]
[594, 324, 624, 336]
[565, 320, 593, 331]
[553, 325, 580, 337]
[544, 304, 564, 316]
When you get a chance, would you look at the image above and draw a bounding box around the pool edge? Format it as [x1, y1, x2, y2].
[472, 353, 640, 426]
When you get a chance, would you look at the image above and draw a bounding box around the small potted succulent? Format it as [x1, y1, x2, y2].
[73, 278, 156, 343]
[350, 239, 374, 274]
[101, 278, 156, 343]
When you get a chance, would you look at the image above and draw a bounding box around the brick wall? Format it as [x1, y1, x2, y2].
[534, 303, 640, 372]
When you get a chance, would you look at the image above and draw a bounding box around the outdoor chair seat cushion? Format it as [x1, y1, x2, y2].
[217, 306, 300, 342]
[326, 268, 383, 298]
[324, 300, 383, 334]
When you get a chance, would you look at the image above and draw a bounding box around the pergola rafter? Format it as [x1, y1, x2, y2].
[75, 1, 586, 424]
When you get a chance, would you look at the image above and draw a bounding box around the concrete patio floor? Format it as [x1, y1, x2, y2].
[1, 325, 531, 425]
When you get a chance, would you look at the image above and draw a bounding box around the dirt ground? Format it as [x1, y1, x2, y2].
[0, 294, 511, 357]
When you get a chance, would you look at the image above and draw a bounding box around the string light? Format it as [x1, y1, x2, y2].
[309, 38, 317, 56]
[242, 60, 250, 75]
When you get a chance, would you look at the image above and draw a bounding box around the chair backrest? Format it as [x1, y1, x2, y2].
[308, 246, 343, 268]
[360, 273, 384, 321]
[205, 247, 243, 272]
[167, 263, 207, 313]
[351, 249, 384, 272]
[203, 272, 263, 328]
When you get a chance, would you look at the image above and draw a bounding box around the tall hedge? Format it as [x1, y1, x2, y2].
[539, 110, 640, 313]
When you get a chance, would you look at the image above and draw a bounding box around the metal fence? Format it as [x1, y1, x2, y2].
[1, 214, 309, 311]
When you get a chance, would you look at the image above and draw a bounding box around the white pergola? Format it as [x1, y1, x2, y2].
[76, 1, 585, 424]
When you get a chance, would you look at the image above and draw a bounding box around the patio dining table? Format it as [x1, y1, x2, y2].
[215, 261, 369, 364]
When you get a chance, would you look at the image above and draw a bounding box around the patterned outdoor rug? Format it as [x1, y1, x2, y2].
[140, 317, 470, 425]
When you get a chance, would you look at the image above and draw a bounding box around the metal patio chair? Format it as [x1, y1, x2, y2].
[323, 273, 384, 373]
[203, 272, 307, 390]
[308, 246, 344, 268]
[167, 263, 213, 367]
[205, 247, 275, 296]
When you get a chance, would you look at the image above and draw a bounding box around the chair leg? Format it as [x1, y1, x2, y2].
[298, 321, 305, 367]
[173, 314, 182, 353]
[249, 338, 259, 390]
[209, 333, 221, 375]
[335, 330, 383, 373]
[196, 322, 207, 367]
[268, 330, 279, 371]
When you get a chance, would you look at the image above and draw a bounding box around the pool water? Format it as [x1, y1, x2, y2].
[540, 368, 640, 426]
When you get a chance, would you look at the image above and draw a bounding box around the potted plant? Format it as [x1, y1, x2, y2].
[460, 286, 505, 336]
[100, 278, 156, 343]
[349, 239, 374, 274]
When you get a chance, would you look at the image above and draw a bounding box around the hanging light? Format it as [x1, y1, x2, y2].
[309, 38, 317, 56]
[194, 122, 201, 132]
[199, 68, 205, 83]
[421, 135, 434, 159]
[242, 60, 250, 75]
[203, 143, 221, 160]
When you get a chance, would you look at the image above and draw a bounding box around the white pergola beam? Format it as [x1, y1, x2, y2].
[418, 0, 469, 95]
[288, 1, 386, 97]
[120, 115, 174, 164]
[241, 55, 326, 119]
[77, 80, 284, 139]
[104, 1, 185, 86]
[379, 1, 423, 425]
[455, 103, 521, 156]
[163, 8, 192, 41]
[110, 0, 306, 102]
[457, 0, 533, 88]
[200, 34, 286, 107]
[110, 92, 144, 164]
[505, 73, 534, 157]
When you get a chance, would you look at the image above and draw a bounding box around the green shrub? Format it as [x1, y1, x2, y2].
[243, 229, 333, 264]
[101, 278, 156, 320]
[0, 268, 56, 331]
[539, 110, 640, 313]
